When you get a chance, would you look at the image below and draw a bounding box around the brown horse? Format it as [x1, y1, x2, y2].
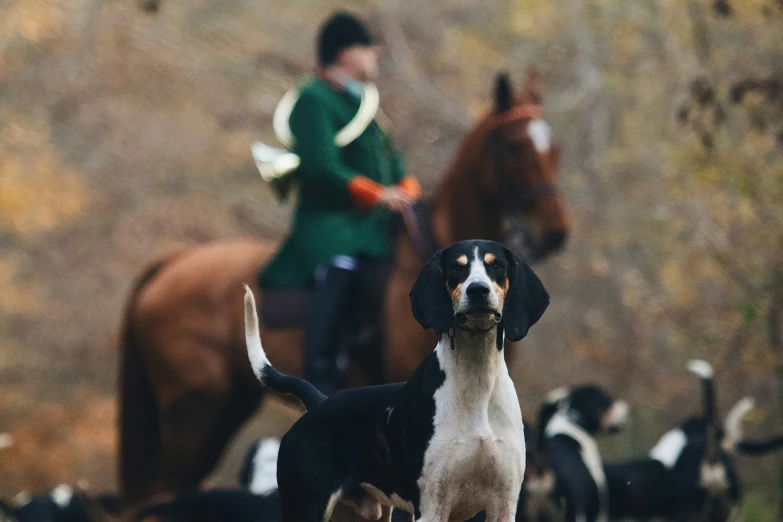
[118, 71, 569, 507]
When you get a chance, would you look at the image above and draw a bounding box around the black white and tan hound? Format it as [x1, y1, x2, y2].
[537, 386, 629, 522]
[243, 239, 550, 522]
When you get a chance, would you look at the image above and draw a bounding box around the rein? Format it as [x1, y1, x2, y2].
[401, 202, 440, 261]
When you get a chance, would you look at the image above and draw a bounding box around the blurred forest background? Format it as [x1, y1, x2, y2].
[1, 0, 783, 518]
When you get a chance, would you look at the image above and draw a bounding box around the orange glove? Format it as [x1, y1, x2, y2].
[348, 176, 421, 210]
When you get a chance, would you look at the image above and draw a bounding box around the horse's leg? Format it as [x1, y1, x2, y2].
[147, 342, 236, 497]
[194, 381, 263, 488]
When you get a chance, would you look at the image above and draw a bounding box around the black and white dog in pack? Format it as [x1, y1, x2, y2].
[0, 484, 118, 522]
[605, 359, 783, 521]
[537, 385, 629, 522]
[243, 240, 550, 522]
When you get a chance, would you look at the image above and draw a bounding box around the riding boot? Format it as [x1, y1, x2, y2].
[304, 256, 357, 396]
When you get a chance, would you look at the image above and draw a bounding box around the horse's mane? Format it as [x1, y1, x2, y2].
[428, 113, 493, 207]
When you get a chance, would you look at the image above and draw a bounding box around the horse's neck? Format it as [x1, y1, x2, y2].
[431, 184, 503, 245]
[392, 126, 503, 276]
[429, 143, 504, 246]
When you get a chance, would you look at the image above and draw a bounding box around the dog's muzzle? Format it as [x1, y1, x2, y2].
[454, 310, 502, 332]
[454, 282, 502, 331]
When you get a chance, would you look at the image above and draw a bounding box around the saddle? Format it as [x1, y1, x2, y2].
[260, 259, 392, 332]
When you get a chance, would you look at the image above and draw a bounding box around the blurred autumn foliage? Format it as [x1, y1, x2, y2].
[1, 0, 783, 517]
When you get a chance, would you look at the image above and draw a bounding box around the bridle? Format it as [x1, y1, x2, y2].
[487, 104, 557, 214]
[400, 104, 560, 264]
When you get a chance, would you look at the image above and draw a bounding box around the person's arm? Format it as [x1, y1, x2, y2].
[389, 147, 421, 200]
[397, 176, 421, 200]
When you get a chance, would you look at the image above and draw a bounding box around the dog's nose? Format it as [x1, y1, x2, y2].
[466, 283, 490, 299]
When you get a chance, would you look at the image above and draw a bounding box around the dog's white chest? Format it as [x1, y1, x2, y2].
[419, 361, 525, 520]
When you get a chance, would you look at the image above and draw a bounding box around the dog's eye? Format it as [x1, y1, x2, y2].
[489, 261, 504, 271]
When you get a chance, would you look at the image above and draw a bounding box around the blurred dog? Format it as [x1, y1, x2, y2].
[605, 360, 783, 521]
[538, 385, 629, 522]
[0, 484, 118, 522]
[238, 438, 280, 496]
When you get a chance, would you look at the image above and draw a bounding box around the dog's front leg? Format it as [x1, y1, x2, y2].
[379, 505, 394, 522]
[416, 485, 453, 522]
[486, 496, 519, 522]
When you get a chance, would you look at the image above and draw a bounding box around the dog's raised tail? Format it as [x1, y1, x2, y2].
[724, 397, 754, 447]
[243, 285, 326, 410]
[688, 360, 716, 429]
[688, 359, 721, 463]
[722, 397, 783, 456]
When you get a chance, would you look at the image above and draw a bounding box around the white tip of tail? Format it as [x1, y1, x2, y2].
[243, 284, 268, 382]
[687, 359, 714, 379]
[723, 396, 755, 448]
[546, 386, 571, 404]
[50, 484, 74, 508]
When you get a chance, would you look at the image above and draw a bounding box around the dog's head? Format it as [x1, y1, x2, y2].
[555, 385, 629, 436]
[410, 240, 549, 342]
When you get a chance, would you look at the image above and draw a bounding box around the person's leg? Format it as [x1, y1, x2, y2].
[303, 255, 358, 395]
[346, 257, 392, 385]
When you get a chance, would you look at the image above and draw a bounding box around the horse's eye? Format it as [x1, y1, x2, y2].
[508, 142, 524, 154]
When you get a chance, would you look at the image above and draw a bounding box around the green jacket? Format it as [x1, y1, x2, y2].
[260, 78, 406, 290]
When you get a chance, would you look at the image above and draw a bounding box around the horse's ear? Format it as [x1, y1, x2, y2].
[523, 67, 542, 105]
[409, 249, 453, 335]
[495, 72, 514, 113]
[502, 247, 549, 341]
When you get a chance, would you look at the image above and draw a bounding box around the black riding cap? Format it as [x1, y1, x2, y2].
[317, 12, 375, 67]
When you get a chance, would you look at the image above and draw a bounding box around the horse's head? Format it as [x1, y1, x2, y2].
[474, 71, 569, 261]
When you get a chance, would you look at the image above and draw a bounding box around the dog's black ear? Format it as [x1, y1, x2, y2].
[410, 249, 453, 335]
[502, 247, 549, 341]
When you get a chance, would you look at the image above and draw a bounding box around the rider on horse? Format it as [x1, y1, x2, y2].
[259, 12, 422, 395]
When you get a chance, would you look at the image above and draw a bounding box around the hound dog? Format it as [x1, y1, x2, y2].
[243, 239, 550, 522]
[538, 386, 629, 522]
[605, 360, 783, 521]
[0, 484, 118, 522]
